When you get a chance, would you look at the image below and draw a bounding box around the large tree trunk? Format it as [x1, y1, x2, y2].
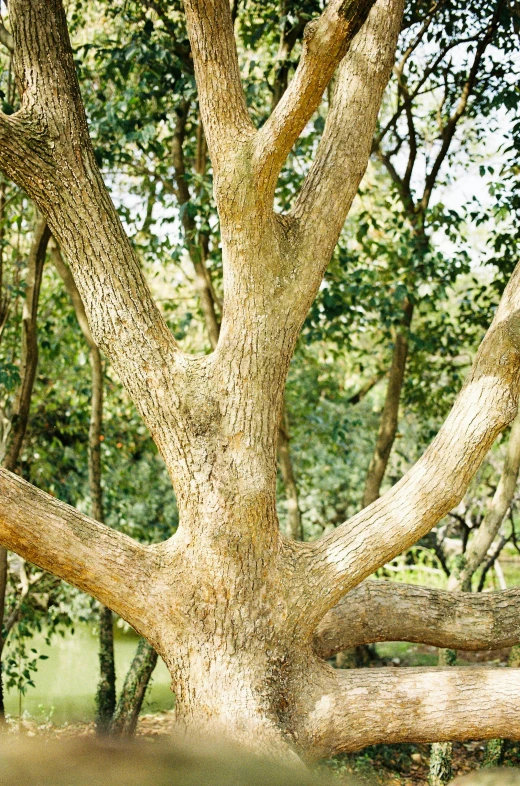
[3, 0, 520, 763]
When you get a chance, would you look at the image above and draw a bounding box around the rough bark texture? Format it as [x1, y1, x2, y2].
[314, 580, 520, 656]
[110, 639, 158, 737]
[2, 0, 520, 762]
[96, 605, 116, 734]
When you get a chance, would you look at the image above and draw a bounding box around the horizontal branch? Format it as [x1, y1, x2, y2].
[0, 468, 156, 635]
[303, 666, 520, 758]
[253, 0, 377, 195]
[314, 580, 520, 657]
[299, 256, 520, 629]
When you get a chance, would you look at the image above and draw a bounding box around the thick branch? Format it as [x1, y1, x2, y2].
[304, 666, 520, 758]
[0, 469, 155, 634]
[301, 258, 520, 629]
[0, 0, 182, 464]
[314, 580, 520, 658]
[182, 0, 254, 177]
[292, 0, 404, 263]
[253, 0, 377, 194]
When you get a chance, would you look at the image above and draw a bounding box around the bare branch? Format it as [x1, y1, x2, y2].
[292, 0, 404, 263]
[182, 0, 255, 177]
[0, 468, 156, 634]
[300, 257, 520, 629]
[314, 580, 520, 658]
[419, 12, 499, 212]
[253, 0, 378, 193]
[302, 666, 520, 758]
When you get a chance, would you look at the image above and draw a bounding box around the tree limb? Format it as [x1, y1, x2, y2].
[300, 257, 520, 629]
[182, 0, 255, 179]
[253, 0, 378, 195]
[0, 0, 181, 432]
[291, 0, 404, 264]
[314, 580, 520, 658]
[302, 666, 520, 758]
[0, 468, 156, 634]
[1, 216, 50, 470]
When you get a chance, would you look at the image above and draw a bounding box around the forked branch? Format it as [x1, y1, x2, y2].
[0, 0, 193, 472]
[291, 0, 405, 263]
[253, 0, 377, 194]
[314, 580, 520, 657]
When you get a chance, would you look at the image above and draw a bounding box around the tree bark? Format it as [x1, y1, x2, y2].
[314, 580, 520, 656]
[110, 638, 158, 737]
[5, 0, 520, 762]
[96, 605, 116, 734]
[362, 301, 413, 508]
[301, 666, 520, 758]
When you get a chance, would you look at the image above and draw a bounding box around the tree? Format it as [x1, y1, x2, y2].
[1, 0, 520, 763]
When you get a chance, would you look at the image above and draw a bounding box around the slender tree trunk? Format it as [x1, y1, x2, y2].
[110, 638, 158, 737]
[96, 605, 116, 734]
[50, 244, 116, 733]
[429, 648, 456, 785]
[278, 407, 302, 541]
[362, 301, 413, 508]
[0, 216, 49, 718]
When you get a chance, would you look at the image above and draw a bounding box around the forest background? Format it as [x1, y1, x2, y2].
[0, 0, 519, 783]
